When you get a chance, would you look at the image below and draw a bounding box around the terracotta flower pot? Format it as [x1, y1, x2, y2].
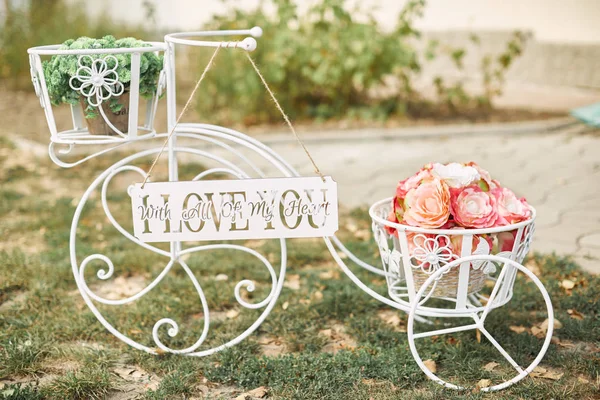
[80, 92, 130, 136]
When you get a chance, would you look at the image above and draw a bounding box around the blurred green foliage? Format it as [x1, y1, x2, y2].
[199, 0, 425, 124]
[0, 0, 527, 125]
[199, 0, 526, 125]
[0, 0, 151, 88]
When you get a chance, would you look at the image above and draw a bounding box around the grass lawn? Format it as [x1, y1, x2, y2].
[0, 136, 599, 399]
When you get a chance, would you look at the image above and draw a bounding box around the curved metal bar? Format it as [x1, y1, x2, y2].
[179, 244, 278, 310]
[186, 238, 286, 357]
[97, 103, 128, 138]
[164, 27, 262, 51]
[101, 165, 171, 258]
[183, 123, 297, 176]
[192, 168, 245, 181]
[49, 141, 130, 168]
[406, 255, 554, 392]
[70, 146, 288, 356]
[28, 42, 166, 56]
[181, 124, 391, 281]
[79, 256, 176, 306]
[173, 131, 265, 178]
[152, 259, 210, 354]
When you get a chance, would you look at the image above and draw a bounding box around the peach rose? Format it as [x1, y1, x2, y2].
[450, 185, 499, 228]
[492, 187, 532, 225]
[403, 178, 451, 228]
[396, 169, 432, 199]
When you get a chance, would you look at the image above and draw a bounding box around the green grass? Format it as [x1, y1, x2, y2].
[0, 137, 599, 399]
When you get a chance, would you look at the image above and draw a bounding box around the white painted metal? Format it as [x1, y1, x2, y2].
[70, 144, 288, 356]
[28, 25, 553, 389]
[28, 42, 166, 148]
[406, 255, 554, 391]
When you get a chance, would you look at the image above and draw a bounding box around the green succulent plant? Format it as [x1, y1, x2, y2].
[42, 35, 163, 118]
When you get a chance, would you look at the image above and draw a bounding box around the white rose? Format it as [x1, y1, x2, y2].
[431, 162, 480, 188]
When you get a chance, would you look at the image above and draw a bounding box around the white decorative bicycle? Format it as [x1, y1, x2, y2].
[28, 26, 553, 391]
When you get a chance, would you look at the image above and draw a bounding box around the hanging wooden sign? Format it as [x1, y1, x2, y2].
[129, 177, 338, 242]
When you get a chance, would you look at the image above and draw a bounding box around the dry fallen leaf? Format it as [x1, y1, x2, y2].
[355, 230, 371, 240]
[226, 309, 240, 319]
[319, 324, 357, 354]
[215, 274, 228, 281]
[560, 279, 575, 290]
[509, 325, 527, 334]
[283, 274, 301, 290]
[246, 386, 268, 398]
[525, 259, 542, 276]
[551, 336, 577, 349]
[539, 318, 562, 331]
[345, 222, 358, 233]
[577, 376, 590, 384]
[313, 291, 324, 301]
[319, 270, 339, 280]
[482, 362, 499, 372]
[377, 310, 405, 332]
[530, 366, 564, 381]
[282, 301, 289, 310]
[567, 309, 585, 320]
[257, 335, 288, 357]
[423, 359, 437, 374]
[476, 379, 491, 389]
[113, 365, 160, 390]
[531, 326, 545, 338]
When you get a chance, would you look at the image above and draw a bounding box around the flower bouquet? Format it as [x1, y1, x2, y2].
[370, 162, 536, 299]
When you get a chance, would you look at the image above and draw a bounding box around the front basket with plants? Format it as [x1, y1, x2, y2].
[43, 35, 163, 136]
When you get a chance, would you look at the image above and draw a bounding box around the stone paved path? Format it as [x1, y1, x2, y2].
[256, 121, 600, 274]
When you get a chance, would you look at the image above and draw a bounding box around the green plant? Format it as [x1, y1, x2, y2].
[198, 0, 425, 124]
[432, 31, 529, 112]
[42, 35, 163, 118]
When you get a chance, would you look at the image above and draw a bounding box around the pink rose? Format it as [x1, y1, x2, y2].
[403, 178, 451, 228]
[450, 185, 499, 228]
[385, 208, 398, 235]
[496, 230, 517, 252]
[492, 187, 531, 225]
[395, 169, 431, 199]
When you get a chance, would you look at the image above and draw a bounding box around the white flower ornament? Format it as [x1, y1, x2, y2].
[69, 55, 124, 107]
[410, 234, 457, 274]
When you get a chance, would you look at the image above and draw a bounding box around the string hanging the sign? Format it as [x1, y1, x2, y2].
[141, 40, 326, 187]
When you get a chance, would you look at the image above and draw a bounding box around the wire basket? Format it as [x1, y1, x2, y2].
[27, 42, 166, 146]
[369, 198, 536, 304]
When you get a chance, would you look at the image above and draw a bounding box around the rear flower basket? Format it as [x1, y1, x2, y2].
[369, 162, 535, 302]
[28, 36, 166, 145]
